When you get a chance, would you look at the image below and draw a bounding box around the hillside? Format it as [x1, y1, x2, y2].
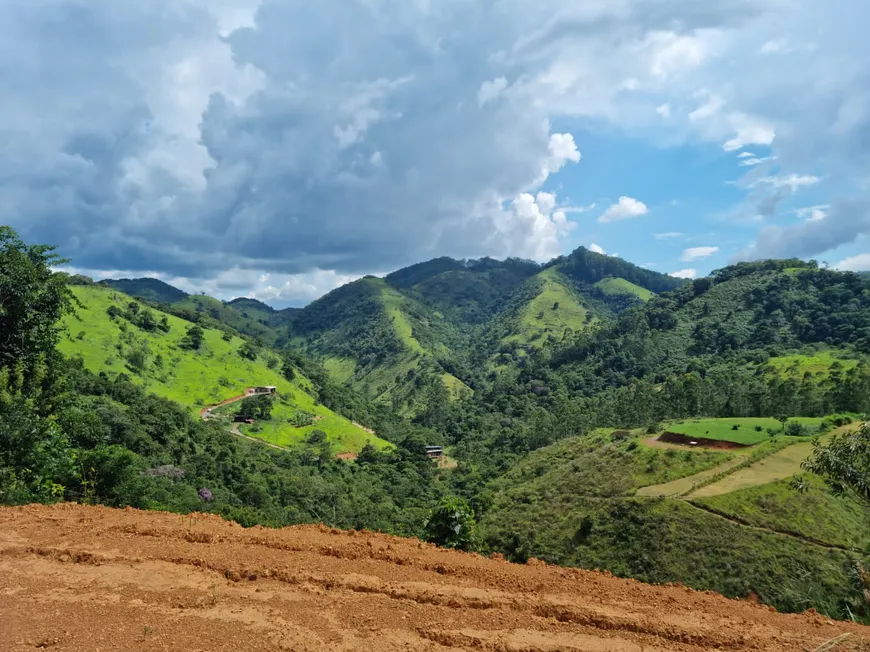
[478, 425, 870, 618]
[100, 277, 188, 303]
[3, 503, 868, 652]
[288, 276, 473, 414]
[58, 285, 387, 453]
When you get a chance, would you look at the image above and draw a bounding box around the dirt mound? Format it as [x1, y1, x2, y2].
[1, 504, 867, 651]
[658, 431, 751, 449]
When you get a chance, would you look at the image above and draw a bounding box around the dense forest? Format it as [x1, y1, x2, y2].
[3, 225, 870, 620]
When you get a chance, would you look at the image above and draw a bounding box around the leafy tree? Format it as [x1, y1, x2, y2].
[423, 496, 479, 551]
[0, 226, 75, 373]
[180, 325, 204, 350]
[800, 422, 870, 505]
[238, 394, 273, 420]
[238, 340, 259, 361]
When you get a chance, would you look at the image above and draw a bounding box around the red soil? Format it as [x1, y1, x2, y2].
[2, 503, 868, 651]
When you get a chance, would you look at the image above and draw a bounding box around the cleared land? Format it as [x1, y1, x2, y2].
[636, 455, 744, 497]
[666, 417, 824, 445]
[687, 442, 815, 498]
[594, 277, 654, 301]
[2, 503, 868, 652]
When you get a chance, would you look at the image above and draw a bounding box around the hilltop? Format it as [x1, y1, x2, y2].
[2, 503, 868, 652]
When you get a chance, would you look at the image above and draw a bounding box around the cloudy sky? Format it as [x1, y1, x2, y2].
[4, 0, 869, 306]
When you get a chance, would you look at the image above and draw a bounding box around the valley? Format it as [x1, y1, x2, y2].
[3, 227, 870, 625]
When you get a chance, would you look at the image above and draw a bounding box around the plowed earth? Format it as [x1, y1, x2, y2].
[1, 504, 868, 651]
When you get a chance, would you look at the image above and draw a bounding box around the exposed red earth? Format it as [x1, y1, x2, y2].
[2, 503, 868, 651]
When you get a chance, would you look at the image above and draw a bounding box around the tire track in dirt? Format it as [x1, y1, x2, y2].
[1, 504, 868, 651]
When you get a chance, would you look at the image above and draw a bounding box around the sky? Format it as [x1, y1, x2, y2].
[3, 0, 870, 307]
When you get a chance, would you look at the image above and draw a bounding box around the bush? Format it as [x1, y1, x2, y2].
[755, 425, 763, 432]
[423, 497, 479, 551]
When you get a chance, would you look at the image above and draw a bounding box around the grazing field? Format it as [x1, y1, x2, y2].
[58, 286, 388, 453]
[594, 276, 654, 301]
[765, 351, 860, 378]
[635, 455, 743, 497]
[666, 417, 825, 445]
[686, 441, 816, 498]
[693, 476, 870, 550]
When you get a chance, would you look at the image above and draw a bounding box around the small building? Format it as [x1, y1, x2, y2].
[424, 445, 444, 458]
[233, 416, 255, 424]
[251, 386, 277, 395]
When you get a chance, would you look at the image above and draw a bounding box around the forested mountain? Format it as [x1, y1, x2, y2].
[101, 277, 189, 304]
[4, 225, 870, 620]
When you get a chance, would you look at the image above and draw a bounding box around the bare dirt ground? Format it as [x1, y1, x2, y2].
[2, 504, 868, 652]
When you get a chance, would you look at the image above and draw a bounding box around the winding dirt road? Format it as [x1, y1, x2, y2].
[2, 503, 868, 651]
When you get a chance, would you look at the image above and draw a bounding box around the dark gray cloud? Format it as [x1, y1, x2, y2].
[1, 0, 868, 300]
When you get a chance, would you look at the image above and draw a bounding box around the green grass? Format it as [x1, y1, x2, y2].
[504, 268, 593, 349]
[58, 286, 389, 453]
[693, 476, 870, 550]
[765, 351, 860, 378]
[667, 417, 825, 445]
[687, 441, 815, 497]
[594, 277, 654, 301]
[322, 356, 357, 383]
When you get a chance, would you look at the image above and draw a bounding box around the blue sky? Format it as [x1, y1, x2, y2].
[2, 0, 869, 306]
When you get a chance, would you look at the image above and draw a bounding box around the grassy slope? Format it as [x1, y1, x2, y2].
[59, 286, 388, 453]
[765, 351, 860, 378]
[667, 417, 825, 445]
[479, 429, 870, 617]
[502, 268, 594, 350]
[594, 277, 654, 301]
[693, 476, 870, 550]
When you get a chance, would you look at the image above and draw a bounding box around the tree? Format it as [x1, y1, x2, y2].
[238, 394, 273, 420]
[181, 325, 204, 350]
[0, 226, 75, 373]
[800, 422, 870, 505]
[422, 496, 479, 551]
[238, 340, 258, 361]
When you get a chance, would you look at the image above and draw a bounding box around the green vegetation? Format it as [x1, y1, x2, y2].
[594, 277, 654, 301]
[57, 285, 386, 453]
[100, 277, 189, 304]
[6, 226, 870, 620]
[694, 476, 870, 550]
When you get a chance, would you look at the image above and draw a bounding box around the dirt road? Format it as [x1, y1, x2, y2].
[2, 504, 867, 651]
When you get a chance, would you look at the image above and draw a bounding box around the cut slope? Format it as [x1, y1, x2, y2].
[2, 503, 867, 652]
[58, 285, 387, 453]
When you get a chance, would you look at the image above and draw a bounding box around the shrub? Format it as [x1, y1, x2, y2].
[423, 497, 479, 551]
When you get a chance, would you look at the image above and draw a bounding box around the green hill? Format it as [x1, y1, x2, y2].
[58, 285, 388, 453]
[100, 277, 188, 304]
[594, 277, 654, 301]
[478, 428, 870, 617]
[288, 276, 472, 414]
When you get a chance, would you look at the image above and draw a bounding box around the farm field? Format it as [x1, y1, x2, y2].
[635, 454, 744, 497]
[686, 441, 816, 498]
[666, 417, 825, 445]
[58, 286, 388, 454]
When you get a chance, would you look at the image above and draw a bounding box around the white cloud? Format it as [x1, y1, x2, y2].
[656, 103, 671, 118]
[760, 39, 788, 55]
[589, 243, 606, 255]
[754, 174, 821, 191]
[599, 196, 649, 223]
[723, 112, 776, 151]
[796, 205, 828, 222]
[654, 232, 683, 240]
[689, 92, 725, 122]
[836, 253, 870, 272]
[478, 76, 508, 107]
[739, 155, 776, 167]
[669, 268, 697, 279]
[738, 152, 756, 158]
[681, 246, 719, 261]
[562, 203, 597, 213]
[489, 191, 577, 262]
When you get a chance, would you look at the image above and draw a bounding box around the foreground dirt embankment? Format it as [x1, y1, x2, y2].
[1, 504, 867, 651]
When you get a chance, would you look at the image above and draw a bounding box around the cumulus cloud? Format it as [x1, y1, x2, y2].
[589, 243, 606, 255]
[836, 253, 870, 272]
[681, 246, 719, 261]
[654, 232, 684, 240]
[3, 0, 870, 299]
[734, 199, 870, 261]
[669, 268, 697, 279]
[599, 196, 649, 223]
